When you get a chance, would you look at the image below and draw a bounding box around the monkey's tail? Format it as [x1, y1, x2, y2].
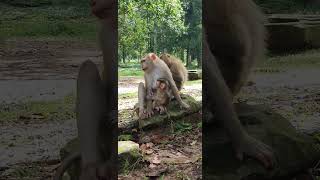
[53, 151, 81, 180]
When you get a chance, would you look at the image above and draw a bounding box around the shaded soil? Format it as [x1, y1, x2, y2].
[0, 39, 102, 80]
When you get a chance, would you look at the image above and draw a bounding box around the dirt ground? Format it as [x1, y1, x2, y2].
[0, 39, 320, 179]
[0, 39, 203, 179]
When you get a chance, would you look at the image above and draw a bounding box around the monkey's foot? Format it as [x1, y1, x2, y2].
[235, 135, 275, 169]
[80, 162, 117, 180]
[138, 108, 154, 119]
[154, 106, 167, 114]
[145, 108, 154, 118]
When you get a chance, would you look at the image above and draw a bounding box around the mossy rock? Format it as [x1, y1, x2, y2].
[60, 138, 81, 180]
[60, 140, 141, 179]
[304, 24, 320, 48]
[268, 14, 320, 23]
[203, 103, 320, 180]
[188, 70, 202, 80]
[137, 94, 201, 130]
[268, 14, 300, 23]
[119, 94, 201, 132]
[265, 23, 307, 54]
[118, 141, 142, 174]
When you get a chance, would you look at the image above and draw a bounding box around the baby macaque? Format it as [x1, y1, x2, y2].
[152, 78, 171, 114]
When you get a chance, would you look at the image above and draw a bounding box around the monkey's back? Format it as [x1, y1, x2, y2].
[204, 0, 266, 95]
[161, 54, 188, 91]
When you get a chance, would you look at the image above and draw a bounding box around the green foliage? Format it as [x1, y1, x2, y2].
[119, 0, 202, 68]
[174, 121, 193, 134]
[118, 134, 134, 141]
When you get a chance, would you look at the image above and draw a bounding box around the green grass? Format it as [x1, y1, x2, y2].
[119, 92, 137, 99]
[0, 2, 97, 40]
[119, 62, 144, 77]
[119, 68, 144, 77]
[174, 121, 193, 134]
[185, 79, 202, 86]
[9, 165, 42, 179]
[0, 93, 76, 124]
[257, 49, 320, 70]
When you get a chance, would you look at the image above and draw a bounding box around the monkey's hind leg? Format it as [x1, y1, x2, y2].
[76, 60, 106, 179]
[138, 82, 147, 121]
[203, 39, 275, 169]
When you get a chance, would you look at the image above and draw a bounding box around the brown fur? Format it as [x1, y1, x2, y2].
[203, 0, 275, 169]
[138, 53, 189, 119]
[152, 78, 171, 114]
[159, 53, 188, 91]
[53, 1, 118, 179]
[204, 0, 265, 95]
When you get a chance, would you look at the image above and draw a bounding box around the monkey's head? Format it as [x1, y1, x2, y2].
[159, 53, 172, 67]
[140, 53, 158, 72]
[156, 78, 169, 91]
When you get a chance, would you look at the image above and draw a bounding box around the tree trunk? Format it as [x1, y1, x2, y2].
[197, 47, 202, 68]
[186, 48, 190, 68]
[153, 23, 158, 53]
[181, 49, 185, 63]
[122, 45, 126, 64]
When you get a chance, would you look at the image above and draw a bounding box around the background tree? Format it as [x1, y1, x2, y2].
[119, 0, 201, 68]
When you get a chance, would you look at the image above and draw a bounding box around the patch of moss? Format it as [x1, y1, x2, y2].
[119, 92, 137, 99]
[118, 134, 134, 141]
[0, 93, 76, 124]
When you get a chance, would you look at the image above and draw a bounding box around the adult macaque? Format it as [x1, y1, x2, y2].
[53, 0, 117, 179]
[152, 78, 171, 114]
[138, 53, 190, 119]
[159, 53, 188, 91]
[203, 0, 275, 169]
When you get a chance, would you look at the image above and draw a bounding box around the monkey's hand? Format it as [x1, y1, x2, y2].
[235, 134, 275, 169]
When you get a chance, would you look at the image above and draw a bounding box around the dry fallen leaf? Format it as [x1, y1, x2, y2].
[146, 142, 154, 148]
[146, 149, 154, 155]
[31, 113, 45, 120]
[151, 134, 171, 144]
[146, 166, 168, 177]
[149, 163, 157, 169]
[151, 156, 161, 164]
[190, 140, 197, 146]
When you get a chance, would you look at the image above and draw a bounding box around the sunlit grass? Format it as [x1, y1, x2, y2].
[0, 93, 76, 124]
[256, 49, 320, 70]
